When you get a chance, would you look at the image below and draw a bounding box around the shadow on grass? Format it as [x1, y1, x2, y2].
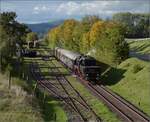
[101, 67, 126, 86]
[35, 89, 62, 122]
[5, 57, 58, 122]
[132, 44, 150, 52]
[41, 71, 71, 77]
[22, 57, 66, 122]
[97, 61, 126, 86]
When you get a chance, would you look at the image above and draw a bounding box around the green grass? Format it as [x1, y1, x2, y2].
[67, 76, 120, 122]
[51, 59, 120, 122]
[22, 57, 68, 122]
[35, 89, 67, 122]
[102, 58, 150, 116]
[0, 74, 43, 122]
[128, 39, 150, 54]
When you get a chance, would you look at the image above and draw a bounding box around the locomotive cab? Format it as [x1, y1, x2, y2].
[76, 56, 101, 82]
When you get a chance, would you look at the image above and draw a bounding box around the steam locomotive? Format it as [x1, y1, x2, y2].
[54, 47, 101, 82]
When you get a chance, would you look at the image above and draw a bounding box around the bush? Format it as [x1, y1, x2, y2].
[132, 64, 143, 73]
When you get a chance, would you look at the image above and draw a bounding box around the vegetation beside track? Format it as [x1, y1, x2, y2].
[128, 39, 150, 54]
[102, 58, 150, 116]
[51, 59, 120, 122]
[0, 74, 43, 122]
[22, 57, 67, 122]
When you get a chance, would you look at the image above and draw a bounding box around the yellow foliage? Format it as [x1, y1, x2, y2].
[63, 19, 78, 42]
[82, 32, 91, 53]
[89, 21, 106, 47]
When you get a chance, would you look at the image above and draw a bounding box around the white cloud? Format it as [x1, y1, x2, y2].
[34, 6, 40, 11]
[33, 5, 50, 14]
[56, 1, 117, 16]
[56, 1, 149, 18]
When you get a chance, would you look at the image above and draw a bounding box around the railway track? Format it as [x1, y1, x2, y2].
[32, 49, 150, 122]
[49, 60, 101, 122]
[30, 57, 101, 122]
[71, 71, 150, 122]
[88, 84, 150, 122]
[53, 54, 150, 122]
[30, 62, 85, 122]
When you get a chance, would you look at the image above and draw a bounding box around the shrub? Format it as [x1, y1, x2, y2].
[132, 64, 143, 73]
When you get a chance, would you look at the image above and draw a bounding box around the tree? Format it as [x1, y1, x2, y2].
[26, 32, 38, 42]
[95, 22, 129, 66]
[46, 16, 129, 66]
[89, 21, 105, 48]
[81, 15, 101, 32]
[0, 12, 30, 71]
[81, 32, 91, 53]
[61, 19, 78, 50]
[47, 26, 63, 48]
[113, 12, 150, 38]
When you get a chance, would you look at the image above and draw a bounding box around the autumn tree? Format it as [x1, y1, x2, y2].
[47, 26, 63, 48]
[94, 22, 129, 66]
[81, 15, 101, 32]
[81, 32, 91, 53]
[61, 19, 78, 50]
[89, 21, 105, 48]
[46, 16, 129, 66]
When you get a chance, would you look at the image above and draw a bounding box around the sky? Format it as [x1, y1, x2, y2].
[1, 0, 150, 24]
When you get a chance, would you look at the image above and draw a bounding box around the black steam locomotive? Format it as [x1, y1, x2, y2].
[54, 47, 101, 82]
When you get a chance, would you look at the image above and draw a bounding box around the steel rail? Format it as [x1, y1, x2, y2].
[50, 60, 101, 122]
[53, 52, 150, 122]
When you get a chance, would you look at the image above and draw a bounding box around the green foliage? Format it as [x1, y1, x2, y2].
[0, 12, 30, 71]
[46, 16, 129, 66]
[26, 32, 38, 42]
[131, 64, 143, 73]
[47, 26, 63, 48]
[113, 12, 150, 38]
[81, 15, 101, 32]
[94, 22, 129, 66]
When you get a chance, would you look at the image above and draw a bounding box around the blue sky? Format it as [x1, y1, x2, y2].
[1, 0, 150, 24]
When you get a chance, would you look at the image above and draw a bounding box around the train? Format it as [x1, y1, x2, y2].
[54, 47, 101, 82]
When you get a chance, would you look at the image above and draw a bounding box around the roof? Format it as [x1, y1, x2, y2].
[56, 48, 81, 60]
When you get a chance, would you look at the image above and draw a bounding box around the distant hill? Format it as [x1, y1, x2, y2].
[26, 20, 64, 37]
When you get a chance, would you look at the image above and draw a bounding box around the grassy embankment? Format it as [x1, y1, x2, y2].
[0, 73, 43, 122]
[127, 39, 150, 54]
[52, 59, 120, 122]
[102, 58, 150, 116]
[0, 49, 67, 122]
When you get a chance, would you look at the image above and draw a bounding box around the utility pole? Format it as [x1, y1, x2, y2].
[0, 51, 2, 73]
[8, 70, 11, 89]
